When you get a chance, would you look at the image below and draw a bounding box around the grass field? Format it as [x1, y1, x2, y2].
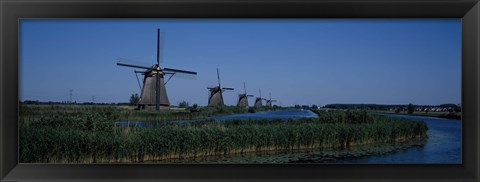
[19, 104, 428, 163]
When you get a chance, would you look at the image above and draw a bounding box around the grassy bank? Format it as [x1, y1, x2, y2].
[19, 105, 428, 163]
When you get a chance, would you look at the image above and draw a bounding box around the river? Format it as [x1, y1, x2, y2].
[340, 113, 461, 164]
[116, 110, 461, 164]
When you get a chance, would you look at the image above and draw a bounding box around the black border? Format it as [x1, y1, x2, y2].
[1, 0, 479, 181]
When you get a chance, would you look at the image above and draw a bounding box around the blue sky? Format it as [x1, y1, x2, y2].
[19, 19, 461, 106]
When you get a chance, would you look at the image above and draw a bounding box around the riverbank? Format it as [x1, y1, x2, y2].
[165, 139, 427, 163]
[20, 106, 428, 163]
[372, 110, 461, 120]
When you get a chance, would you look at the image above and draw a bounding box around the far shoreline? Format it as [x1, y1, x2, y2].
[373, 110, 461, 120]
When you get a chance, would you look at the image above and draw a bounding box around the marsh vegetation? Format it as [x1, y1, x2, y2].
[19, 105, 427, 163]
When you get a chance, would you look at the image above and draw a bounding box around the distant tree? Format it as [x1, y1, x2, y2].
[407, 103, 415, 114]
[129, 94, 140, 105]
[311, 104, 318, 110]
[192, 104, 198, 109]
[179, 101, 189, 108]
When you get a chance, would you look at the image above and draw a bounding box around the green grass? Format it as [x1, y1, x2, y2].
[19, 105, 428, 163]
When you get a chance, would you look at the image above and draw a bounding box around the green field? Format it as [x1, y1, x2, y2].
[19, 105, 428, 163]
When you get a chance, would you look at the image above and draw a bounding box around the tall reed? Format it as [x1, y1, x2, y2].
[19, 105, 428, 163]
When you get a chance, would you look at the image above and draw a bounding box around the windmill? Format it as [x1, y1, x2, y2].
[237, 82, 254, 108]
[117, 29, 197, 110]
[254, 88, 266, 108]
[208, 68, 234, 107]
[265, 92, 277, 107]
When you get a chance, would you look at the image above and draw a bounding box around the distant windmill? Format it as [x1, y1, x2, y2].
[265, 92, 277, 107]
[254, 88, 266, 108]
[208, 68, 234, 107]
[237, 82, 254, 108]
[117, 29, 197, 110]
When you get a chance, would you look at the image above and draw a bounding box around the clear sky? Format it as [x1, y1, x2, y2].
[19, 19, 461, 106]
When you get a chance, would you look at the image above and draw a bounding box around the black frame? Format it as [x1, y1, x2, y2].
[1, 0, 479, 181]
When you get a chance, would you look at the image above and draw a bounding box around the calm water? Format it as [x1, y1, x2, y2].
[207, 109, 318, 120]
[341, 114, 461, 164]
[116, 110, 461, 164]
[116, 109, 318, 127]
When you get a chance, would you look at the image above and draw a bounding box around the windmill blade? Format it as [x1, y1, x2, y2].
[134, 71, 142, 91]
[222, 87, 234, 90]
[243, 82, 247, 95]
[207, 86, 218, 90]
[156, 29, 161, 65]
[163, 68, 197, 75]
[158, 31, 167, 65]
[117, 62, 153, 70]
[216, 68, 221, 87]
[154, 29, 162, 111]
[247, 95, 254, 97]
[163, 71, 175, 75]
[117, 57, 153, 70]
[134, 70, 149, 74]
[163, 70, 196, 80]
[164, 72, 176, 85]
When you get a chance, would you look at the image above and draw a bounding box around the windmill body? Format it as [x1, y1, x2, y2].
[237, 82, 253, 108]
[254, 98, 263, 108]
[117, 29, 197, 110]
[208, 68, 234, 107]
[237, 94, 249, 107]
[138, 69, 170, 109]
[254, 88, 266, 108]
[265, 92, 277, 107]
[208, 86, 224, 107]
[265, 100, 274, 107]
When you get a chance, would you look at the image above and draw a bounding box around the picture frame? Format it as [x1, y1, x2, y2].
[1, 0, 479, 181]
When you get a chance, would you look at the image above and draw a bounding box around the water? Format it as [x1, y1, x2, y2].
[207, 109, 318, 120]
[340, 114, 461, 164]
[116, 109, 318, 127]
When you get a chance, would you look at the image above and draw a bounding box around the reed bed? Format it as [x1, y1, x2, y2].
[19, 105, 428, 163]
